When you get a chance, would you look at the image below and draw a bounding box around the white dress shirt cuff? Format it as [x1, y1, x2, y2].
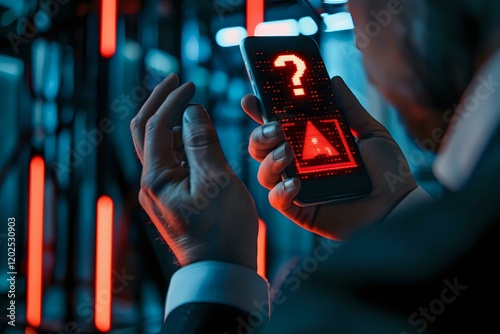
[387, 186, 434, 219]
[165, 261, 270, 320]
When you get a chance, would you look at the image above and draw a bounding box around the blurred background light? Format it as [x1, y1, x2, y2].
[182, 19, 200, 64]
[95, 195, 114, 332]
[215, 26, 247, 47]
[255, 19, 300, 36]
[33, 9, 50, 33]
[247, 0, 264, 37]
[298, 16, 318, 36]
[0, 0, 26, 26]
[123, 40, 142, 61]
[0, 9, 16, 26]
[27, 156, 45, 327]
[197, 35, 212, 62]
[0, 53, 23, 76]
[227, 77, 246, 103]
[209, 70, 229, 95]
[185, 34, 200, 61]
[100, 0, 117, 58]
[323, 12, 354, 32]
[145, 48, 179, 77]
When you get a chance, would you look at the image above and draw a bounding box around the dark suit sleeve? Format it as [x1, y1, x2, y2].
[159, 261, 269, 334]
[161, 303, 251, 334]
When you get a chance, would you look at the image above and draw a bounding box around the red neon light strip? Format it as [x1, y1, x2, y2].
[95, 195, 114, 332]
[27, 156, 45, 327]
[246, 0, 264, 37]
[100, 0, 117, 58]
[257, 219, 267, 278]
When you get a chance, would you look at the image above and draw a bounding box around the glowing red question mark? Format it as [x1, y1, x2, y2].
[274, 54, 307, 96]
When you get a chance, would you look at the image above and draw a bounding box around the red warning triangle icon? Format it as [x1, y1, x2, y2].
[302, 121, 339, 160]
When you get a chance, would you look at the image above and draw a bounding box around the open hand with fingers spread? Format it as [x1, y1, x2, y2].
[130, 74, 259, 270]
[241, 76, 418, 240]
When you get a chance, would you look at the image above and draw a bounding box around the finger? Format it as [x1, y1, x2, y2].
[248, 121, 286, 162]
[241, 94, 263, 124]
[155, 82, 196, 129]
[142, 83, 195, 191]
[143, 82, 195, 166]
[182, 105, 230, 189]
[331, 76, 389, 139]
[131, 73, 180, 163]
[268, 178, 301, 219]
[257, 142, 294, 190]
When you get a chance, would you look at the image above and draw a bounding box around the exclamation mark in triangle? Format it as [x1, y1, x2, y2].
[302, 121, 339, 160]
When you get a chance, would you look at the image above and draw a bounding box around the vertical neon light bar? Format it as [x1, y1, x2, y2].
[248, 1, 266, 278]
[100, 0, 117, 58]
[27, 156, 45, 327]
[257, 219, 267, 278]
[247, 0, 264, 37]
[95, 195, 114, 331]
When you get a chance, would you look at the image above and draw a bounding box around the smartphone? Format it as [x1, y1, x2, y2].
[240, 36, 372, 206]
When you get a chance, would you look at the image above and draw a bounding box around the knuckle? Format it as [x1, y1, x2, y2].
[268, 190, 280, 209]
[257, 162, 275, 189]
[257, 167, 267, 186]
[252, 126, 267, 145]
[248, 150, 262, 162]
[248, 136, 262, 157]
[140, 173, 163, 196]
[151, 82, 164, 95]
[248, 149, 260, 162]
[184, 124, 216, 148]
[138, 189, 147, 207]
[266, 150, 286, 175]
[130, 116, 139, 132]
[252, 125, 284, 148]
[249, 136, 271, 157]
[271, 159, 286, 174]
[145, 116, 158, 133]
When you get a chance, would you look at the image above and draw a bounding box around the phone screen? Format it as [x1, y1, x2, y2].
[247, 50, 361, 180]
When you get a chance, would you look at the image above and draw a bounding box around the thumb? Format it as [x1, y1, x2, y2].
[331, 76, 388, 139]
[182, 104, 230, 175]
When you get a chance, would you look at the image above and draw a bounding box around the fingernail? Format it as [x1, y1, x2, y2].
[262, 123, 278, 139]
[163, 73, 176, 83]
[283, 178, 295, 191]
[184, 105, 208, 123]
[273, 143, 287, 161]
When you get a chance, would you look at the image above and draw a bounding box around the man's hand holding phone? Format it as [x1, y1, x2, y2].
[242, 77, 417, 240]
[131, 74, 416, 277]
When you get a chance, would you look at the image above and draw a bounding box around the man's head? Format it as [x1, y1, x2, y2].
[348, 0, 500, 150]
